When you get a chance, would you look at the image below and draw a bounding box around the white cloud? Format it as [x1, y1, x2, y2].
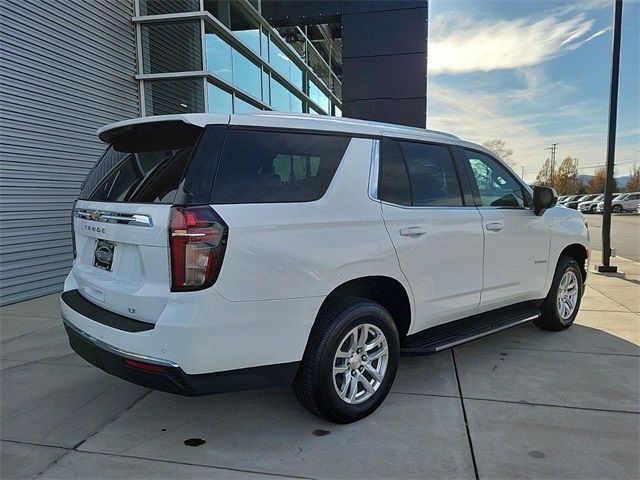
[568, 26, 612, 49]
[427, 78, 638, 181]
[429, 13, 601, 75]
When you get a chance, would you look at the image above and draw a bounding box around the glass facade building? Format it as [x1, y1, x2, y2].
[135, 0, 342, 117]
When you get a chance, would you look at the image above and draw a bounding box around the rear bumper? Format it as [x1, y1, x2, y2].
[64, 317, 299, 396]
[61, 290, 301, 396]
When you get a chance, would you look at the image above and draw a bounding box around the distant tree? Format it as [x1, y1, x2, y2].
[554, 156, 581, 195]
[535, 158, 553, 187]
[483, 139, 516, 166]
[587, 167, 617, 194]
[625, 165, 640, 192]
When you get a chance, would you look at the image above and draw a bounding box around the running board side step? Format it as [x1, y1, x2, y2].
[401, 304, 541, 356]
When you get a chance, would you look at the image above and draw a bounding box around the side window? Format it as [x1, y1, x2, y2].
[211, 130, 350, 203]
[378, 138, 463, 207]
[378, 138, 411, 206]
[463, 149, 527, 208]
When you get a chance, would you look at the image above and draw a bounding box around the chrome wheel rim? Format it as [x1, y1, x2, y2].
[557, 270, 579, 320]
[332, 323, 389, 404]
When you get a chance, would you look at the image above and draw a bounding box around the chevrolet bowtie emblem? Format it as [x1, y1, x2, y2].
[90, 211, 100, 221]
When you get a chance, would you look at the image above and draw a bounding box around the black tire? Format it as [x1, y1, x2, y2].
[293, 297, 400, 423]
[534, 256, 583, 331]
[613, 204, 623, 213]
[590, 205, 596, 213]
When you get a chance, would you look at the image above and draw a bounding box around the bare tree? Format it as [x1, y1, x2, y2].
[483, 139, 515, 167]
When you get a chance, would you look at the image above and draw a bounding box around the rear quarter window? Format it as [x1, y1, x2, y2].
[211, 129, 351, 204]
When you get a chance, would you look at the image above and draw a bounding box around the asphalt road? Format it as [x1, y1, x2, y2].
[585, 213, 640, 262]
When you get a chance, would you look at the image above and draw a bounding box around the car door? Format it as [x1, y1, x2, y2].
[623, 193, 640, 211]
[377, 137, 484, 332]
[460, 148, 551, 310]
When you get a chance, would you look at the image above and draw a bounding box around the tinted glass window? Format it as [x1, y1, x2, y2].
[464, 150, 527, 208]
[211, 130, 350, 203]
[378, 138, 411, 206]
[141, 21, 202, 74]
[79, 123, 201, 204]
[379, 138, 463, 207]
[402, 142, 463, 206]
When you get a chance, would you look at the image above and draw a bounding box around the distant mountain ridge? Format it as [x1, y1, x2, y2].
[578, 174, 631, 189]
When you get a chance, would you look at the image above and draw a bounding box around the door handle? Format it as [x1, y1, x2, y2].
[400, 227, 427, 237]
[485, 222, 504, 232]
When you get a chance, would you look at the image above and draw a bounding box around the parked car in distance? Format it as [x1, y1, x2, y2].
[60, 113, 589, 423]
[595, 193, 625, 213]
[564, 194, 598, 209]
[558, 195, 577, 205]
[578, 194, 604, 214]
[612, 192, 640, 212]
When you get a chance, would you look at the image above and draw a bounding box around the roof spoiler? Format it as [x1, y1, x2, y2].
[97, 114, 230, 143]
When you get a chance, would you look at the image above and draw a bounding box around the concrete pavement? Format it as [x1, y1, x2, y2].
[1, 253, 639, 479]
[586, 213, 639, 262]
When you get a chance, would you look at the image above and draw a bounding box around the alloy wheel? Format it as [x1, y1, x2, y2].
[332, 323, 389, 404]
[557, 270, 579, 320]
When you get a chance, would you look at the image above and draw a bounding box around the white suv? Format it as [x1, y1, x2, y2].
[578, 194, 604, 214]
[61, 113, 589, 423]
[612, 192, 640, 212]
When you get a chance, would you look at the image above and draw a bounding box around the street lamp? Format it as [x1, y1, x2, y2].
[596, 0, 624, 273]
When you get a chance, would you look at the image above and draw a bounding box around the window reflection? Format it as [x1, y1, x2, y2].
[271, 78, 301, 112]
[269, 40, 302, 90]
[142, 21, 202, 74]
[230, 1, 260, 53]
[309, 81, 330, 113]
[207, 83, 232, 113]
[205, 32, 232, 81]
[206, 29, 261, 100]
[262, 70, 270, 103]
[234, 97, 260, 113]
[145, 79, 205, 115]
[232, 49, 261, 99]
[143, 4, 343, 116]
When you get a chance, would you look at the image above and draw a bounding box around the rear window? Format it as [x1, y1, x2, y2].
[211, 129, 351, 204]
[79, 122, 202, 203]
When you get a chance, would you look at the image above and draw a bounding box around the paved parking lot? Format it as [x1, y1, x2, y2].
[1, 252, 639, 479]
[586, 213, 640, 262]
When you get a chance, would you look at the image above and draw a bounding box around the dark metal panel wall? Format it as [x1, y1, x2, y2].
[261, 0, 428, 128]
[0, 0, 139, 305]
[341, 2, 427, 127]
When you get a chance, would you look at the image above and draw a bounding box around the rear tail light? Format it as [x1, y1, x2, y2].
[169, 205, 227, 291]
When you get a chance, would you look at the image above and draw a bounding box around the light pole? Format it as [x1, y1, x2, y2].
[546, 143, 558, 185]
[596, 0, 623, 273]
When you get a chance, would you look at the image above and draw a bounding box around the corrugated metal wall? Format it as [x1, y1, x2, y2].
[0, 0, 139, 305]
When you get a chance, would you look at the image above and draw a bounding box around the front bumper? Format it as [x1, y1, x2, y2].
[61, 292, 300, 396]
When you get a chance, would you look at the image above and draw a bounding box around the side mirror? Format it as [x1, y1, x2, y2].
[533, 186, 558, 215]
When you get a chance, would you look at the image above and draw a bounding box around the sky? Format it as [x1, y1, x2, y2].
[427, 0, 639, 182]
